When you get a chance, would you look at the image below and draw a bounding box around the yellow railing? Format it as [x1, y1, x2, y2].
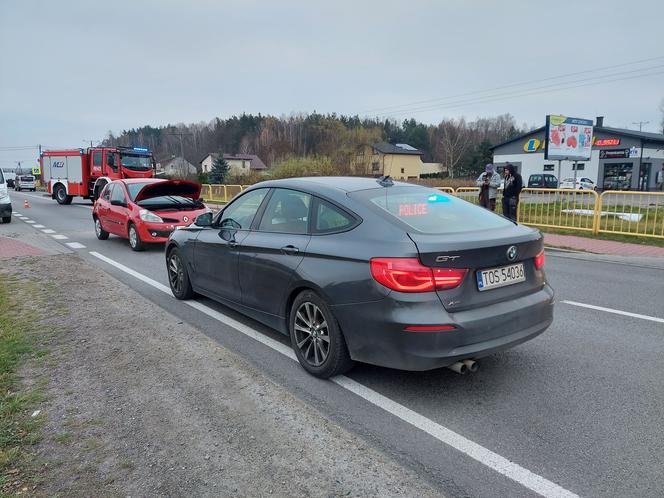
[202, 182, 664, 239]
[596, 191, 664, 239]
[202, 184, 248, 203]
[517, 188, 600, 233]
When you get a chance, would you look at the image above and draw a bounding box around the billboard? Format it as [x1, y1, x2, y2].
[545, 115, 593, 161]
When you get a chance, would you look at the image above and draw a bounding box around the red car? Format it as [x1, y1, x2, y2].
[92, 179, 209, 251]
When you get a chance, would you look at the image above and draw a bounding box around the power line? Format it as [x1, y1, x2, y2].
[372, 67, 664, 117]
[362, 55, 664, 115]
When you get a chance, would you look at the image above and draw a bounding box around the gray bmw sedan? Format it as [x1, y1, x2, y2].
[166, 177, 554, 378]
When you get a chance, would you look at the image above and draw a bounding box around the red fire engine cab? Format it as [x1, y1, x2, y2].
[41, 146, 155, 204]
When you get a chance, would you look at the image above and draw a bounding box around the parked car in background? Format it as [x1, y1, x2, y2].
[165, 177, 554, 378]
[602, 176, 631, 190]
[92, 179, 209, 251]
[14, 174, 36, 191]
[527, 174, 558, 188]
[0, 169, 12, 223]
[560, 177, 595, 190]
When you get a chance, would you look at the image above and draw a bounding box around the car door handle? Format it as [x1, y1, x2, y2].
[280, 245, 299, 255]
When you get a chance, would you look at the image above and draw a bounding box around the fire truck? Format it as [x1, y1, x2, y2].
[41, 146, 155, 204]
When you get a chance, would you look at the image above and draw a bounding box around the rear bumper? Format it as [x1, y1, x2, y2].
[0, 202, 11, 217]
[332, 284, 554, 371]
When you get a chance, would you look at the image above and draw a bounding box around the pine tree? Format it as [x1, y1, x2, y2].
[209, 154, 229, 184]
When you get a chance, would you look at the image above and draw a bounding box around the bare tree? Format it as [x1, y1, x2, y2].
[435, 118, 471, 179]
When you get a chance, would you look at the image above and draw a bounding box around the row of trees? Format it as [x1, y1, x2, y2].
[105, 113, 532, 179]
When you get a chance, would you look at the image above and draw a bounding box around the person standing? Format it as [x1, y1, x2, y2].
[475, 163, 501, 211]
[656, 163, 664, 191]
[501, 164, 523, 221]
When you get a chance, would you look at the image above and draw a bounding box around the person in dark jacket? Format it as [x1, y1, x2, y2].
[501, 164, 523, 221]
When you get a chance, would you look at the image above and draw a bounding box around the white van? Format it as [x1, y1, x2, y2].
[0, 169, 12, 223]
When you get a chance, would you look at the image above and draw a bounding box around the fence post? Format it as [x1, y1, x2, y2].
[592, 191, 602, 234]
[223, 185, 228, 202]
[207, 184, 212, 201]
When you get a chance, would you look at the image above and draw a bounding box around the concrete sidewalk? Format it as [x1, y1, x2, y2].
[543, 232, 664, 258]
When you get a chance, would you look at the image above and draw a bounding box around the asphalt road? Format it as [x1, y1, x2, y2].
[5, 189, 664, 498]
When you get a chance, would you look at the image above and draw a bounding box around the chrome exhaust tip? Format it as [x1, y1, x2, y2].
[447, 361, 468, 375]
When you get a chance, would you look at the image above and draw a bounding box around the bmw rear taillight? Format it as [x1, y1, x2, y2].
[370, 258, 467, 293]
[534, 250, 545, 270]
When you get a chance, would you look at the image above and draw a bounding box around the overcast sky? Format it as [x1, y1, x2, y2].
[1, 0, 663, 168]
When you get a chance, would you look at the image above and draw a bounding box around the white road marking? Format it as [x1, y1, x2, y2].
[65, 242, 86, 249]
[41, 229, 55, 234]
[51, 234, 68, 240]
[25, 220, 35, 224]
[89, 250, 578, 498]
[33, 224, 45, 228]
[562, 300, 664, 324]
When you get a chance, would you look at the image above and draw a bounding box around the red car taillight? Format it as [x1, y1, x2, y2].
[534, 250, 545, 270]
[370, 258, 467, 293]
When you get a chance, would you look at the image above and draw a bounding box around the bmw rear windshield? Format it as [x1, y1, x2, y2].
[351, 186, 514, 234]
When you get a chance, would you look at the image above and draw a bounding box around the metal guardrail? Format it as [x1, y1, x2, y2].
[202, 183, 664, 239]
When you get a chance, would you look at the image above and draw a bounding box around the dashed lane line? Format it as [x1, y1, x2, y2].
[41, 229, 55, 234]
[88, 250, 578, 498]
[51, 234, 68, 240]
[562, 300, 664, 324]
[65, 242, 86, 249]
[33, 224, 45, 228]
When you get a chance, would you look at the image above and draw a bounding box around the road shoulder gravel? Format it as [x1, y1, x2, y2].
[1, 253, 443, 497]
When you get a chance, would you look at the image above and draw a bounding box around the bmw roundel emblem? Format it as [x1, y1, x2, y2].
[183, 216, 189, 223]
[507, 245, 518, 261]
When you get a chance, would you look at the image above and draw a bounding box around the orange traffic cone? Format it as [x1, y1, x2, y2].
[23, 199, 30, 208]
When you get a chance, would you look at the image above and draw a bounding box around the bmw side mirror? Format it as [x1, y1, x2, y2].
[218, 218, 240, 241]
[194, 212, 213, 227]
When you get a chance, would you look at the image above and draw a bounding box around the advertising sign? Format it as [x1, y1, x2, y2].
[599, 149, 630, 159]
[545, 115, 593, 161]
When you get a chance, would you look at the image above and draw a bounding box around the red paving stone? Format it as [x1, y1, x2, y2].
[0, 236, 48, 259]
[543, 232, 664, 258]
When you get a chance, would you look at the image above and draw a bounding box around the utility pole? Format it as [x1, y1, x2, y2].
[83, 140, 98, 147]
[632, 121, 649, 132]
[167, 131, 193, 176]
[167, 131, 192, 159]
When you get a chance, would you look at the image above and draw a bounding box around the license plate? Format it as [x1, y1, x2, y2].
[476, 263, 525, 291]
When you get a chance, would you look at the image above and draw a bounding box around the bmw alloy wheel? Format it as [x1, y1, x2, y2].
[168, 252, 184, 295]
[293, 302, 330, 367]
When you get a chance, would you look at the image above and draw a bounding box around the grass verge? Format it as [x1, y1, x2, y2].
[0, 273, 47, 495]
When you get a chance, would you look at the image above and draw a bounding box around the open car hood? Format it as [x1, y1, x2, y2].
[134, 180, 201, 202]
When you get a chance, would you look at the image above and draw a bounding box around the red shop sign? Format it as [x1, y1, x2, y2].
[595, 138, 620, 146]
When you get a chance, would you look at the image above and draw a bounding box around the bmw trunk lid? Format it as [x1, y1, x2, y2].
[408, 225, 545, 312]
